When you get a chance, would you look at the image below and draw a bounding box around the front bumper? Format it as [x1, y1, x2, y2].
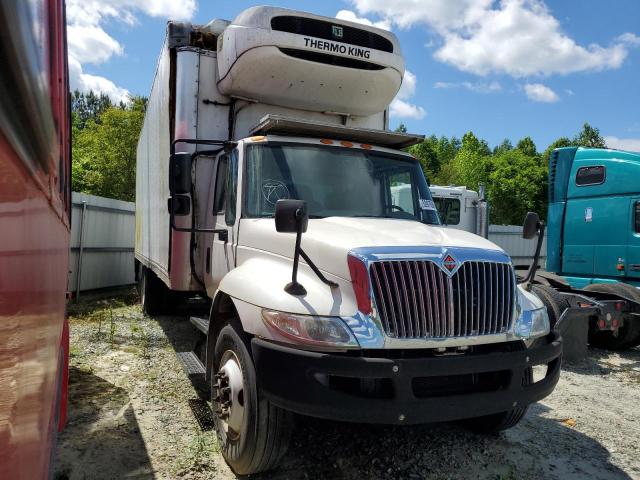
[251, 332, 562, 425]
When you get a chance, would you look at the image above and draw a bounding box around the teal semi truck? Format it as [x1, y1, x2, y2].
[533, 147, 640, 351]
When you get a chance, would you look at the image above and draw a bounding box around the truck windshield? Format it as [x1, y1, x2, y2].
[245, 143, 440, 225]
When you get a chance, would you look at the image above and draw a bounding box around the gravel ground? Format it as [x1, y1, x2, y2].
[54, 289, 640, 480]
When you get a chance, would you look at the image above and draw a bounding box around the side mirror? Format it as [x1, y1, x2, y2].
[167, 195, 191, 216]
[170, 152, 192, 195]
[522, 212, 541, 239]
[275, 199, 308, 233]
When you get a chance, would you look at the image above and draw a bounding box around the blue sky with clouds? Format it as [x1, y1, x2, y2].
[67, 0, 640, 151]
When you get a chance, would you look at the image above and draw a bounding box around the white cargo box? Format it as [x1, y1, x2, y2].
[217, 6, 404, 116]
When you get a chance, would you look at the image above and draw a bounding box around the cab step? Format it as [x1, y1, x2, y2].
[190, 316, 209, 335]
[176, 351, 206, 376]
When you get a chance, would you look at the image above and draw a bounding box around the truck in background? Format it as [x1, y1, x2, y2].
[0, 0, 71, 478]
[393, 184, 489, 236]
[136, 6, 561, 475]
[531, 147, 640, 351]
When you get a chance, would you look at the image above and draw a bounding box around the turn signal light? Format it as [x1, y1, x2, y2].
[347, 255, 371, 315]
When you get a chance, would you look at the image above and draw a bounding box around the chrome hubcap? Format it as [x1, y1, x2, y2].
[214, 350, 245, 440]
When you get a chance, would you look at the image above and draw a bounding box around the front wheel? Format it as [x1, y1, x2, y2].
[212, 324, 293, 475]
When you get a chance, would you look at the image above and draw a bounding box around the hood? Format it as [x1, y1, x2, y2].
[238, 217, 506, 280]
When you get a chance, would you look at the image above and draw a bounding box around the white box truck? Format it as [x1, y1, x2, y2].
[135, 6, 561, 475]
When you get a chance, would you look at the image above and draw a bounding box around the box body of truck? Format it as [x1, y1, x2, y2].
[135, 6, 561, 475]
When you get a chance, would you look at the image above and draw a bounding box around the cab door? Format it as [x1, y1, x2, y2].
[626, 198, 640, 280]
[208, 150, 239, 293]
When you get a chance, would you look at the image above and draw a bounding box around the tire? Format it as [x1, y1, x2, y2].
[139, 266, 166, 316]
[212, 324, 293, 475]
[584, 283, 640, 350]
[531, 284, 570, 329]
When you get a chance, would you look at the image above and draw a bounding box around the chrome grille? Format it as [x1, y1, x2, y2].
[369, 260, 515, 339]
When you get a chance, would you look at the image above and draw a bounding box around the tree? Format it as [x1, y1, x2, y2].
[542, 136, 573, 165]
[574, 122, 605, 148]
[493, 139, 513, 156]
[72, 103, 145, 201]
[516, 136, 538, 158]
[72, 90, 113, 129]
[409, 137, 439, 180]
[395, 123, 407, 133]
[487, 150, 547, 225]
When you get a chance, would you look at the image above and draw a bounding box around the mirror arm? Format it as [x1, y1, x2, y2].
[284, 208, 338, 296]
[522, 221, 546, 290]
[285, 209, 307, 296]
[299, 249, 338, 288]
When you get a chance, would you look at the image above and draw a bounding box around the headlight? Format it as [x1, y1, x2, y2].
[513, 285, 550, 339]
[261, 310, 360, 349]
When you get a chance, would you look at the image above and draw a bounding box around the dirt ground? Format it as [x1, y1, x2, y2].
[54, 289, 640, 480]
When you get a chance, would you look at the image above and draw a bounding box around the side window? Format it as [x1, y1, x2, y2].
[213, 156, 228, 214]
[576, 166, 605, 186]
[225, 150, 239, 226]
[635, 202, 640, 234]
[433, 198, 461, 225]
[388, 172, 416, 215]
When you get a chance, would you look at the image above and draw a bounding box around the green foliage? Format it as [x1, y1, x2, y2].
[395, 123, 408, 133]
[488, 150, 547, 225]
[72, 90, 113, 129]
[409, 135, 461, 184]
[72, 91, 146, 201]
[574, 122, 606, 148]
[516, 136, 538, 157]
[410, 123, 606, 225]
[493, 139, 513, 156]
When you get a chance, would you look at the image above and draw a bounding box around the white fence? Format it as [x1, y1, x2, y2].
[69, 192, 136, 295]
[488, 225, 547, 268]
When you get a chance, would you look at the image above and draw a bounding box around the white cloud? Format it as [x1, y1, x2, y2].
[524, 83, 559, 102]
[390, 70, 426, 119]
[434, 80, 501, 93]
[349, 0, 637, 77]
[336, 10, 391, 31]
[604, 136, 640, 152]
[68, 56, 130, 104]
[67, 25, 123, 64]
[617, 33, 640, 46]
[67, 0, 196, 101]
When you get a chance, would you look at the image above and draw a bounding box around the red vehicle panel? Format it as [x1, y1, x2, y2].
[0, 1, 71, 478]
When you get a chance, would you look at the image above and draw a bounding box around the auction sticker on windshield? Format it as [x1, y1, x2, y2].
[419, 199, 437, 210]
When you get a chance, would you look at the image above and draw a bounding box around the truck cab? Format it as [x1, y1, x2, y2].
[542, 147, 640, 350]
[547, 147, 640, 287]
[135, 6, 561, 475]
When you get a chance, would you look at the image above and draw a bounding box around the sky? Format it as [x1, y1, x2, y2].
[66, 0, 640, 152]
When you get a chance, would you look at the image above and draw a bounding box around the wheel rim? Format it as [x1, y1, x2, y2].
[214, 350, 245, 441]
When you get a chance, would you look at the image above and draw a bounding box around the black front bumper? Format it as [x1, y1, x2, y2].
[251, 333, 562, 425]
